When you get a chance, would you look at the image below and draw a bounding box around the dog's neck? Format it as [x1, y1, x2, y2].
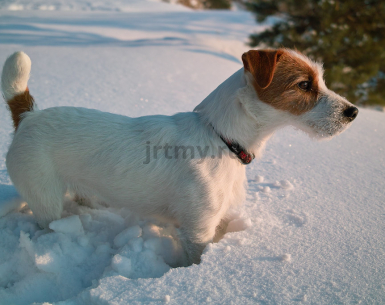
[194, 68, 286, 159]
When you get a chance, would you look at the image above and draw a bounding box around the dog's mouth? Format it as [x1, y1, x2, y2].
[295, 95, 358, 140]
[304, 115, 355, 140]
[295, 114, 352, 140]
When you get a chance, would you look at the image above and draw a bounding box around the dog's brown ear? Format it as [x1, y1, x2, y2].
[242, 49, 283, 89]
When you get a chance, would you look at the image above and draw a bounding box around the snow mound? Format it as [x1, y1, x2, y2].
[49, 215, 84, 235]
[226, 218, 252, 233]
[113, 225, 142, 247]
[0, 196, 249, 304]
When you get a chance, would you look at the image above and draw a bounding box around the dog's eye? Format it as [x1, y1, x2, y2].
[298, 81, 311, 91]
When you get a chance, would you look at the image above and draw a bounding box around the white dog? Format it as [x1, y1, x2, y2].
[1, 49, 358, 266]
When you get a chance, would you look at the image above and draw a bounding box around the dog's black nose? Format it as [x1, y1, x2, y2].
[343, 106, 358, 121]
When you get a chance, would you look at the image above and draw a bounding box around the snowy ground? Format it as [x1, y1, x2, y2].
[0, 1, 384, 304]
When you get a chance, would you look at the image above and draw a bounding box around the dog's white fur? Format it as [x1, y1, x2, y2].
[2, 50, 356, 266]
[1, 52, 31, 101]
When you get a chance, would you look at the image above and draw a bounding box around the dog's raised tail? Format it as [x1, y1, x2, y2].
[1, 51, 35, 130]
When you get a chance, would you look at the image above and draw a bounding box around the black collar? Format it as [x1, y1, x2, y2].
[210, 124, 255, 165]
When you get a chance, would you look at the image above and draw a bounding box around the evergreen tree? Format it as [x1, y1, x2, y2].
[203, 0, 231, 9]
[247, 0, 385, 106]
[177, 0, 231, 9]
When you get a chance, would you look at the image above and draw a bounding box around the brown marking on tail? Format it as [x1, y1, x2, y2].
[7, 87, 35, 130]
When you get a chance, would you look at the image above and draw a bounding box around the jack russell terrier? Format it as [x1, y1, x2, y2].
[1, 49, 358, 266]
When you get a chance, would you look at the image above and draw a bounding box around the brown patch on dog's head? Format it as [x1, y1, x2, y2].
[242, 49, 320, 115]
[6, 89, 35, 130]
[242, 50, 284, 89]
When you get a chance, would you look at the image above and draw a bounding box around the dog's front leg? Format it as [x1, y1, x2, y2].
[177, 227, 210, 266]
[176, 207, 224, 266]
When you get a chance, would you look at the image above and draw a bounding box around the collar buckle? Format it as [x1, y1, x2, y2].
[210, 124, 255, 165]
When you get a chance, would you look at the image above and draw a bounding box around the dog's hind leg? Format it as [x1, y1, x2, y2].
[18, 176, 66, 229]
[6, 154, 66, 228]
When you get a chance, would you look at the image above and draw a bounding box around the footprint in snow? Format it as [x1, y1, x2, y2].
[285, 209, 307, 227]
[251, 176, 294, 196]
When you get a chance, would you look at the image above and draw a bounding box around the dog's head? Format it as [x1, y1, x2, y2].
[242, 49, 358, 139]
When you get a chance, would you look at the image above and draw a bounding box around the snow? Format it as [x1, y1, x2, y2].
[0, 0, 190, 12]
[226, 218, 252, 233]
[49, 215, 85, 235]
[113, 226, 142, 248]
[0, 1, 384, 304]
